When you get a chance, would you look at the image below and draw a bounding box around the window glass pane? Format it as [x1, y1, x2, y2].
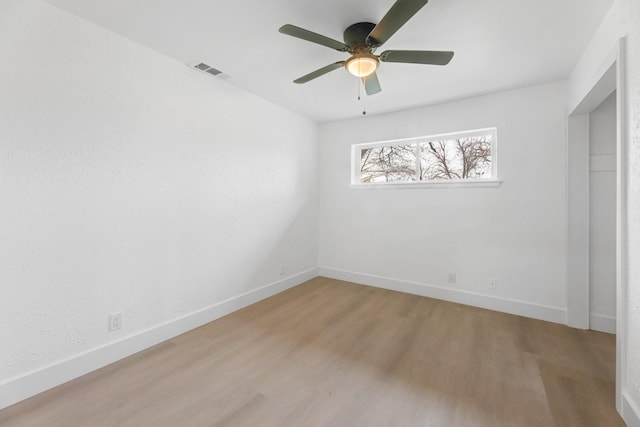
[360, 144, 417, 183]
[419, 134, 492, 180]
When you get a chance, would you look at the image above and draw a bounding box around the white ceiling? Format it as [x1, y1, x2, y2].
[45, 0, 613, 122]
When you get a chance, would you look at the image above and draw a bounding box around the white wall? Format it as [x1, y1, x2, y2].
[318, 82, 568, 323]
[627, 1, 640, 421]
[589, 91, 617, 332]
[1, 0, 637, 420]
[570, 0, 640, 424]
[0, 0, 318, 407]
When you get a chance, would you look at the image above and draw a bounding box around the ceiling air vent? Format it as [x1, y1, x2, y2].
[191, 62, 230, 79]
[205, 67, 222, 76]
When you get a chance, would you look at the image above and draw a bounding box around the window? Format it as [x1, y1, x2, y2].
[352, 128, 498, 187]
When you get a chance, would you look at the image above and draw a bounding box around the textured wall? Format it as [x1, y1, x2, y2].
[626, 0, 640, 410]
[318, 82, 568, 311]
[0, 0, 318, 383]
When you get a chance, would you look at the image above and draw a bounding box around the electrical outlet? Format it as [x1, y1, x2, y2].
[279, 265, 285, 276]
[448, 272, 456, 284]
[109, 312, 123, 332]
[489, 279, 498, 290]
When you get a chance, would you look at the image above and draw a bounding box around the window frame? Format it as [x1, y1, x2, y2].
[351, 127, 501, 188]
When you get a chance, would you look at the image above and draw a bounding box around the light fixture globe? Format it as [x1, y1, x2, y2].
[345, 54, 379, 77]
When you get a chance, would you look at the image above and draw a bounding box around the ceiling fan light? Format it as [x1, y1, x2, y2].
[345, 55, 379, 77]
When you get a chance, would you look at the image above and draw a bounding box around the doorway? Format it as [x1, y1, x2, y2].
[567, 38, 626, 412]
[588, 91, 617, 334]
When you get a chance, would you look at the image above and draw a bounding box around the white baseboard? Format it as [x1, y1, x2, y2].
[589, 313, 616, 334]
[319, 267, 566, 325]
[624, 392, 640, 427]
[0, 268, 318, 411]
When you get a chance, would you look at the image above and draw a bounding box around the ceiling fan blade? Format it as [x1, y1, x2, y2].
[362, 72, 382, 95]
[367, 0, 429, 46]
[279, 24, 349, 52]
[379, 50, 454, 65]
[294, 62, 346, 84]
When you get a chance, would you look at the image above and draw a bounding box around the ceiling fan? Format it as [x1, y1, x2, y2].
[278, 0, 454, 96]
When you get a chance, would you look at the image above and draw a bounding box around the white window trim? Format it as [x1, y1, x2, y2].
[351, 127, 501, 188]
[350, 180, 502, 189]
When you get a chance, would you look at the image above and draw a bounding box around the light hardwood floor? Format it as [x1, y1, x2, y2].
[0, 277, 625, 426]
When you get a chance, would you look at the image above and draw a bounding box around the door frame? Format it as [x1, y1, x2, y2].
[566, 37, 627, 411]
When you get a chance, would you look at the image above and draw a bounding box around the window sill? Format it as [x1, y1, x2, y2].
[350, 180, 503, 189]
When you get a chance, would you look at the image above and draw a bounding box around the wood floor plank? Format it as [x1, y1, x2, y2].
[0, 277, 625, 427]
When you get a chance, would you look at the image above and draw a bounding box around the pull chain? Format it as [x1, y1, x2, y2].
[356, 73, 366, 117]
[361, 76, 367, 116]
